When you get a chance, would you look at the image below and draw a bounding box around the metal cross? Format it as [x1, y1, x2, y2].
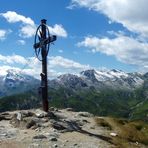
[33, 19, 57, 112]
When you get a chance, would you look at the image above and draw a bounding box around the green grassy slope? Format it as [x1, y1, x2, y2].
[0, 87, 147, 121]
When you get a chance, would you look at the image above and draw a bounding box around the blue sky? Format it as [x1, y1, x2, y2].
[0, 0, 148, 78]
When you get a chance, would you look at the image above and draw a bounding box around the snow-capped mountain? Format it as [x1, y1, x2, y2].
[0, 68, 147, 97]
[0, 69, 40, 97]
[49, 69, 145, 91]
[81, 69, 144, 89]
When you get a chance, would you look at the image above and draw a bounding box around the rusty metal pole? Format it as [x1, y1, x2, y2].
[34, 19, 57, 112]
[41, 19, 48, 112]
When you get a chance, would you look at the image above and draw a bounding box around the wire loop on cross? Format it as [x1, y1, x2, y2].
[34, 23, 50, 61]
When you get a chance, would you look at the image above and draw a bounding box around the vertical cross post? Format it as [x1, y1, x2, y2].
[34, 19, 57, 112]
[41, 19, 48, 112]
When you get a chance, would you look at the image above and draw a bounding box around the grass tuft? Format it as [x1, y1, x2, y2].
[95, 117, 112, 130]
[95, 117, 148, 147]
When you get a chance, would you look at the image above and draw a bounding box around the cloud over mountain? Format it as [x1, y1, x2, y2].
[0, 54, 90, 79]
[78, 34, 148, 70]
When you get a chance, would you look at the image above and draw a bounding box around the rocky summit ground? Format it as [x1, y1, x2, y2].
[0, 108, 147, 148]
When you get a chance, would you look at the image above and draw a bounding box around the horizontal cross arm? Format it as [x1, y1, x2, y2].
[34, 35, 57, 49]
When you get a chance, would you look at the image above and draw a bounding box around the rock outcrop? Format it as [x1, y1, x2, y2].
[0, 108, 147, 148]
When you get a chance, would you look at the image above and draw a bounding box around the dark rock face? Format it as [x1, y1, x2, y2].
[80, 69, 97, 82]
[48, 69, 146, 91]
[0, 112, 12, 121]
[58, 74, 88, 88]
[26, 119, 36, 129]
[33, 135, 47, 139]
[49, 137, 58, 141]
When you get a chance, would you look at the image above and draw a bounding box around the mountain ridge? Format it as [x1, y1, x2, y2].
[0, 69, 147, 121]
[49, 69, 145, 91]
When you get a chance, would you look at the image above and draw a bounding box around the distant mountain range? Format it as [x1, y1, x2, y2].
[49, 69, 145, 91]
[0, 69, 39, 97]
[0, 69, 146, 97]
[0, 69, 147, 121]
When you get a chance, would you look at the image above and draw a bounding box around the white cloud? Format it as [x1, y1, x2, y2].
[48, 24, 68, 37]
[58, 49, 63, 53]
[26, 56, 90, 77]
[17, 40, 26, 45]
[69, 0, 148, 37]
[0, 66, 21, 76]
[1, 11, 68, 38]
[0, 11, 36, 38]
[0, 54, 90, 79]
[69, 0, 148, 71]
[20, 25, 36, 38]
[0, 29, 12, 40]
[78, 35, 148, 70]
[0, 11, 35, 25]
[0, 54, 27, 65]
[0, 29, 7, 40]
[67, 0, 97, 9]
[49, 56, 90, 70]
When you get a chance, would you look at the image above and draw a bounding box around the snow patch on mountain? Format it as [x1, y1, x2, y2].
[0, 68, 147, 97]
[96, 69, 128, 81]
[0, 69, 40, 97]
[51, 69, 145, 91]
